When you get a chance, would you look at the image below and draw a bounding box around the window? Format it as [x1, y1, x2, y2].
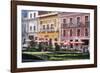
[51, 24, 54, 29]
[77, 17, 80, 23]
[63, 19, 66, 24]
[69, 18, 73, 24]
[77, 29, 80, 36]
[85, 16, 89, 26]
[70, 29, 72, 37]
[30, 26, 32, 31]
[85, 16, 89, 22]
[47, 25, 49, 29]
[63, 30, 66, 37]
[85, 28, 88, 36]
[34, 26, 36, 31]
[34, 13, 36, 18]
[43, 25, 45, 30]
[30, 13, 32, 18]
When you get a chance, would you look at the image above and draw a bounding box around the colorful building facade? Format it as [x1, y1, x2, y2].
[38, 12, 60, 41]
[59, 12, 90, 50]
[22, 11, 90, 51]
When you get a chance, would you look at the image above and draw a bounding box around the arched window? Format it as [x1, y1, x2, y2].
[77, 17, 80, 24]
[69, 18, 73, 24]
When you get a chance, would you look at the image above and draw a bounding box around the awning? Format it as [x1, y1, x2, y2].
[70, 41, 84, 44]
[63, 41, 70, 45]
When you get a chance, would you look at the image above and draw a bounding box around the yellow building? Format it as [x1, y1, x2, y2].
[38, 12, 59, 41]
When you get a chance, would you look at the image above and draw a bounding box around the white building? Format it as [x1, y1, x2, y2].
[22, 11, 39, 50]
[27, 11, 38, 40]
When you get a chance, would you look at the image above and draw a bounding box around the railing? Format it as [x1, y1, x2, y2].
[39, 28, 58, 32]
[61, 22, 90, 28]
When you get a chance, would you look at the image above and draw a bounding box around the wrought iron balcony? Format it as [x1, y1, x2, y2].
[61, 23, 68, 28]
[39, 28, 56, 33]
[61, 22, 90, 28]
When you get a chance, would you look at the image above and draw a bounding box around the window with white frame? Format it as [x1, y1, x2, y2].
[30, 26, 32, 31]
[30, 13, 32, 18]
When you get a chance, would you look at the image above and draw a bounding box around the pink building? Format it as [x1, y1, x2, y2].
[59, 12, 90, 51]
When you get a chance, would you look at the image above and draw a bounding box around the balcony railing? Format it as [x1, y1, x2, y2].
[39, 28, 58, 32]
[61, 22, 90, 28]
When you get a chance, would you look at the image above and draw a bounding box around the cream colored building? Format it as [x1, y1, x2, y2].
[38, 12, 60, 42]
